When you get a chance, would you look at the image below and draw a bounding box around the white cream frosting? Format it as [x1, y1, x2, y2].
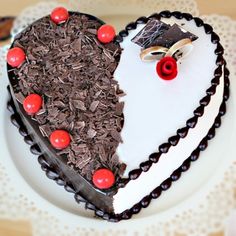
[115, 18, 218, 175]
[113, 17, 224, 214]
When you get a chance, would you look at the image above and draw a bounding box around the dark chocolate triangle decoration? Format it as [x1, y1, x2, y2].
[131, 19, 170, 48]
[149, 23, 198, 48]
[132, 19, 198, 49]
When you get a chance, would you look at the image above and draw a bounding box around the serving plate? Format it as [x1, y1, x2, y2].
[0, 1, 236, 235]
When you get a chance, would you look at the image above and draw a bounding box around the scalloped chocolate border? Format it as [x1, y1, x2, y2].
[7, 11, 230, 222]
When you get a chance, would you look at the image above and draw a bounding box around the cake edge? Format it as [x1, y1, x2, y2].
[7, 61, 229, 221]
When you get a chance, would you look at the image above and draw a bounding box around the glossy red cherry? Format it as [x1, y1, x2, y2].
[156, 56, 178, 80]
[50, 7, 69, 24]
[97, 24, 116, 44]
[50, 130, 71, 150]
[92, 168, 115, 189]
[7, 47, 26, 68]
[162, 60, 175, 74]
[23, 94, 43, 115]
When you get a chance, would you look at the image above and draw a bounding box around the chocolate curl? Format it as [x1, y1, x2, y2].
[166, 38, 193, 60]
[140, 39, 193, 62]
[140, 46, 168, 61]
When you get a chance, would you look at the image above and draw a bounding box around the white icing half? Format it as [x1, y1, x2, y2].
[113, 76, 224, 214]
[113, 17, 224, 214]
[115, 18, 218, 175]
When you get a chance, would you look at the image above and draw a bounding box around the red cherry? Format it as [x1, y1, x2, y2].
[50, 130, 71, 150]
[92, 168, 115, 189]
[156, 56, 178, 81]
[50, 7, 69, 24]
[97, 24, 116, 44]
[23, 94, 43, 115]
[162, 60, 175, 75]
[7, 47, 26, 68]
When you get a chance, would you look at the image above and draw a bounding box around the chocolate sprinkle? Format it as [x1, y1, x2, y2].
[12, 14, 125, 181]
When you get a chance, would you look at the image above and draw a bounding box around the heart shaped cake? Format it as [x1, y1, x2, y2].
[7, 7, 230, 221]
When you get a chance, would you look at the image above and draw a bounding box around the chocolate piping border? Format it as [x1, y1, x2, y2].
[7, 64, 229, 221]
[115, 10, 226, 187]
[7, 11, 230, 222]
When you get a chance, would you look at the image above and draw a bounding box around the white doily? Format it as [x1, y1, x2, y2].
[11, 0, 199, 37]
[11, 1, 65, 38]
[1, 1, 236, 236]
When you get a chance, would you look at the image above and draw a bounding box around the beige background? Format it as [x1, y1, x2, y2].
[0, 0, 235, 19]
[0, 0, 235, 235]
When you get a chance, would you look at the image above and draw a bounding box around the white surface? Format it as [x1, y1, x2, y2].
[1, 1, 236, 235]
[113, 17, 223, 213]
[114, 75, 224, 214]
[116, 17, 218, 175]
